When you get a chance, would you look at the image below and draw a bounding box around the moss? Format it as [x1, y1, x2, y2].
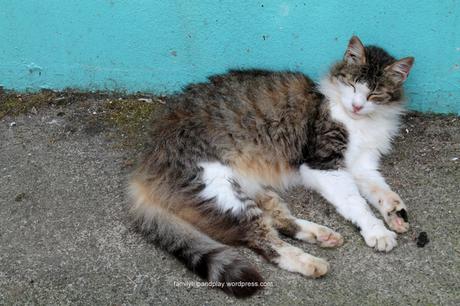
[0, 91, 58, 119]
[100, 98, 161, 149]
[0, 89, 163, 149]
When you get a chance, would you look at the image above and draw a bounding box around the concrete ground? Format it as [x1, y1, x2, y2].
[0, 96, 459, 305]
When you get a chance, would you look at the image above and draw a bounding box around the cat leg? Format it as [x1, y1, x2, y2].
[350, 154, 409, 233]
[244, 214, 330, 278]
[256, 190, 343, 248]
[300, 165, 397, 252]
[199, 162, 329, 277]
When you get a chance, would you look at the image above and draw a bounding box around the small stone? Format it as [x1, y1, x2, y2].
[138, 98, 153, 103]
[15, 193, 26, 202]
[30, 107, 38, 115]
[47, 119, 59, 125]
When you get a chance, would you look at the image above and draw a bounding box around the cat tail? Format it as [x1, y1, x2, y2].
[129, 183, 264, 298]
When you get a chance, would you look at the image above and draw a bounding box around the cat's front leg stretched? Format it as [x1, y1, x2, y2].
[300, 165, 397, 252]
[350, 156, 409, 233]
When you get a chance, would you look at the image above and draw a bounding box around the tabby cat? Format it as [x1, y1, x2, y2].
[129, 36, 414, 297]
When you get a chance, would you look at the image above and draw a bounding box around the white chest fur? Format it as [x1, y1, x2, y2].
[329, 101, 403, 168]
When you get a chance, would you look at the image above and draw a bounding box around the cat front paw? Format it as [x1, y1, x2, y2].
[362, 224, 397, 252]
[380, 192, 409, 233]
[386, 208, 409, 233]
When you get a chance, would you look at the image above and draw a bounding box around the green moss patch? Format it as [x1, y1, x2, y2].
[0, 90, 58, 119]
[100, 98, 162, 149]
[1, 89, 165, 150]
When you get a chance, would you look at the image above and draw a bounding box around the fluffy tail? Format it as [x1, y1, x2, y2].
[130, 187, 264, 298]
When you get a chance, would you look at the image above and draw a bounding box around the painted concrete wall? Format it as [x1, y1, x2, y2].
[0, 0, 459, 113]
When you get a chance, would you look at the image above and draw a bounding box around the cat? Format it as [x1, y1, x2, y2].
[129, 36, 414, 298]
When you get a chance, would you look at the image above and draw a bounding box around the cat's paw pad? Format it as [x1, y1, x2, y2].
[386, 208, 409, 233]
[380, 192, 409, 233]
[362, 225, 397, 252]
[316, 229, 344, 248]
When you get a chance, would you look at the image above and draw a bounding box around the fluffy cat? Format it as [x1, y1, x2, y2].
[129, 36, 414, 297]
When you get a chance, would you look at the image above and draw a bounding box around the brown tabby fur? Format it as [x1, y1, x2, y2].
[129, 37, 411, 297]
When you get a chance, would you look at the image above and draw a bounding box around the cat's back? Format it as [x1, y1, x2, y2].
[169, 69, 319, 119]
[194, 69, 316, 103]
[145, 69, 322, 166]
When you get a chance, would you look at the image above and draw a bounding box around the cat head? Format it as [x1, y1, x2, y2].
[323, 36, 414, 117]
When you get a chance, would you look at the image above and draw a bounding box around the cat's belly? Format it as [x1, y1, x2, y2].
[231, 157, 301, 196]
[200, 157, 300, 201]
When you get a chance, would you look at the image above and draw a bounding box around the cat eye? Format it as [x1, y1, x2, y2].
[337, 76, 356, 92]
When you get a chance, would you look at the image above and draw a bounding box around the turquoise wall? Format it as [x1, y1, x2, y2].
[0, 0, 459, 113]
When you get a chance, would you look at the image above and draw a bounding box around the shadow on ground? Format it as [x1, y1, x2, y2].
[0, 94, 459, 305]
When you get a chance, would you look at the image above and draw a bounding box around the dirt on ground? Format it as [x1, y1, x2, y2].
[0, 92, 459, 305]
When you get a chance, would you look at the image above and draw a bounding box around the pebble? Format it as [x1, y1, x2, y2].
[47, 119, 59, 125]
[138, 98, 153, 103]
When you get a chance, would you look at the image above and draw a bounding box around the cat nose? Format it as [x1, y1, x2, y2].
[352, 103, 363, 112]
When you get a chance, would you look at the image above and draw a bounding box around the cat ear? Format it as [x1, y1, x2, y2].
[385, 57, 415, 83]
[344, 36, 366, 64]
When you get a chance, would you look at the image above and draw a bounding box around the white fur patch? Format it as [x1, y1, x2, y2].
[294, 219, 319, 242]
[199, 162, 246, 215]
[299, 165, 397, 252]
[273, 244, 329, 277]
[319, 77, 404, 166]
[293, 219, 343, 248]
[361, 223, 397, 252]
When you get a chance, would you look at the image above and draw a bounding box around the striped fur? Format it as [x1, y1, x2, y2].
[129, 36, 413, 297]
[130, 182, 264, 298]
